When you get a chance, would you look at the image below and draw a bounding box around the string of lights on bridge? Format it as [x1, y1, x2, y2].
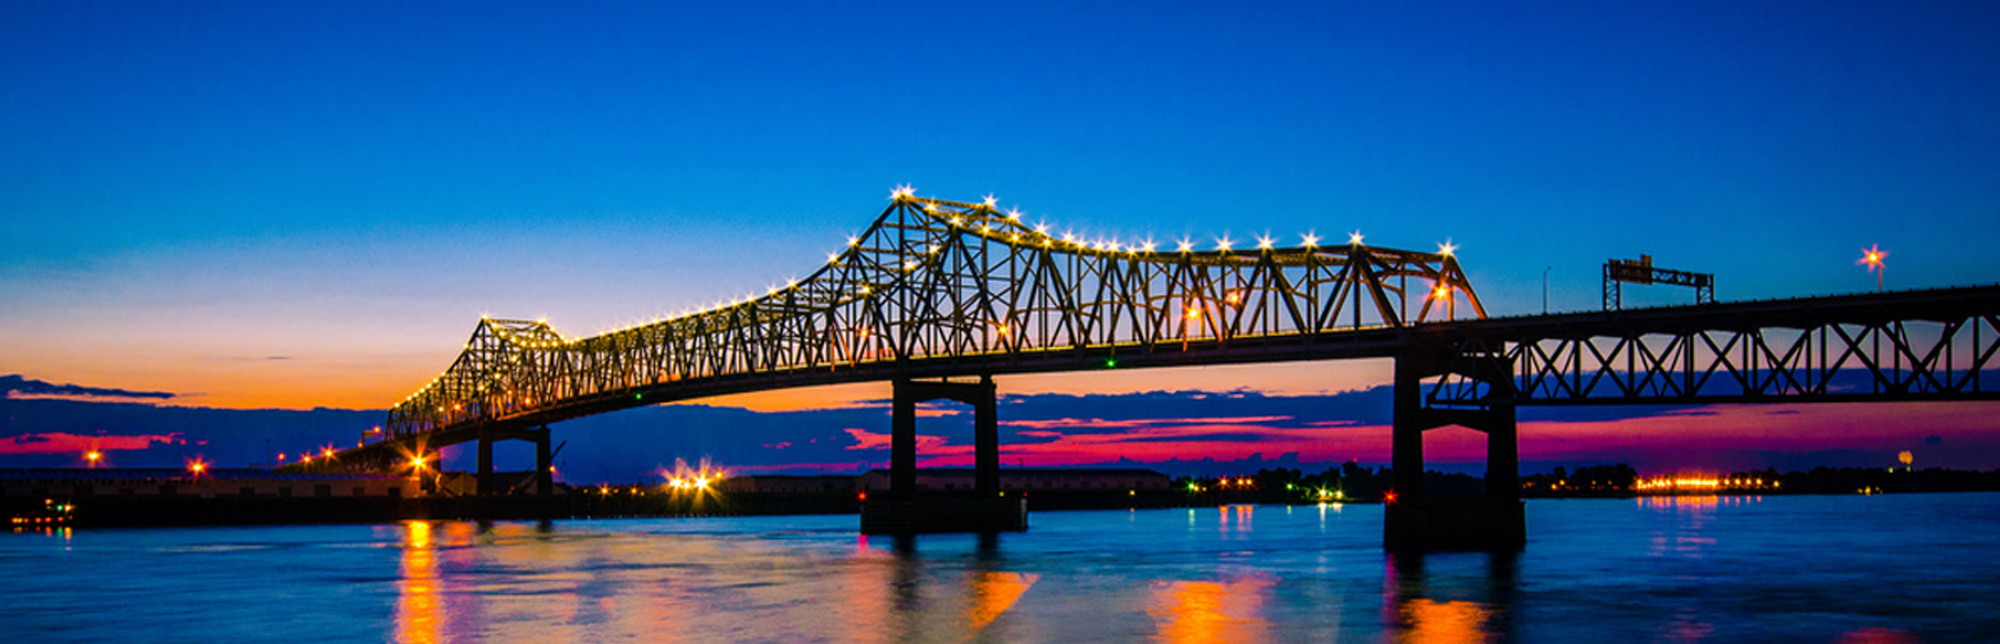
[582, 186, 1465, 337]
[397, 186, 1471, 407]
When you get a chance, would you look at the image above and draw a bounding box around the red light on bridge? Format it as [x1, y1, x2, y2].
[1383, 491, 1398, 505]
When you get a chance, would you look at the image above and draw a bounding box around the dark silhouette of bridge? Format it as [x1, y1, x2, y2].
[282, 190, 2000, 549]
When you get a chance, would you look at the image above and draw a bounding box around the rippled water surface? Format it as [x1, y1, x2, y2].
[6, 493, 1999, 643]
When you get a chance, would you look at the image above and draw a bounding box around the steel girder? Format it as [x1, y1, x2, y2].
[382, 192, 1482, 441]
[1421, 286, 2000, 407]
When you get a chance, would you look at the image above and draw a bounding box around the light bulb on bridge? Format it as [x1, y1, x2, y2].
[1857, 244, 1888, 292]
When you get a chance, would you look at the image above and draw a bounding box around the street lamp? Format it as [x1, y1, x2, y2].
[1542, 266, 1552, 314]
[1857, 244, 1887, 292]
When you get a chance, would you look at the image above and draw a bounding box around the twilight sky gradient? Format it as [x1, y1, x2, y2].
[5, 2, 2000, 475]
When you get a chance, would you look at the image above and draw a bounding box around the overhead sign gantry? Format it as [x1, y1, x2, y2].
[1603, 255, 1714, 310]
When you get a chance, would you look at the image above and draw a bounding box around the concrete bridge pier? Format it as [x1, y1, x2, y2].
[475, 425, 554, 496]
[863, 375, 1027, 534]
[1384, 348, 1526, 552]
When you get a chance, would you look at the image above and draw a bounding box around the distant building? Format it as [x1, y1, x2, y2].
[1, 468, 417, 499]
[854, 468, 1171, 493]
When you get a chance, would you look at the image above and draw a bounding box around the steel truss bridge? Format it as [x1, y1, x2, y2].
[283, 190, 2000, 548]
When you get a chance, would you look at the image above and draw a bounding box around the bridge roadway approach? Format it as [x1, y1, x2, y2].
[282, 193, 2000, 550]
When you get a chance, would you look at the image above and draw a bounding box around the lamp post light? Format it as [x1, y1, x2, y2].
[1542, 266, 1552, 314]
[1858, 245, 1887, 293]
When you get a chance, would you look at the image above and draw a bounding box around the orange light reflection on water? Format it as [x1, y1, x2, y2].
[1637, 495, 1763, 511]
[1216, 504, 1254, 535]
[962, 571, 1039, 634]
[1398, 599, 1495, 644]
[1148, 576, 1275, 643]
[1638, 496, 1762, 559]
[395, 521, 441, 644]
[1383, 553, 1505, 643]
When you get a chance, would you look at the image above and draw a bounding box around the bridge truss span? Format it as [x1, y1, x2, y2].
[382, 191, 1485, 442]
[1422, 286, 2000, 407]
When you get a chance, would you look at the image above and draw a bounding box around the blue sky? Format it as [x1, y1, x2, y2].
[4, 1, 1999, 473]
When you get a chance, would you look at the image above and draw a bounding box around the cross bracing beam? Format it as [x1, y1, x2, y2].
[1421, 285, 2000, 407]
[373, 191, 1484, 446]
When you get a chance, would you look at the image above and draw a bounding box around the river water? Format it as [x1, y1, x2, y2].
[5, 493, 1998, 643]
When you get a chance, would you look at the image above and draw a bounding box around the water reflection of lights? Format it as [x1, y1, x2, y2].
[1637, 495, 1763, 511]
[1384, 553, 1509, 644]
[1316, 501, 1343, 532]
[838, 542, 897, 642]
[1398, 599, 1495, 644]
[1638, 496, 1762, 559]
[396, 521, 441, 644]
[1148, 577, 1275, 643]
[1217, 504, 1255, 534]
[12, 526, 73, 539]
[962, 571, 1039, 634]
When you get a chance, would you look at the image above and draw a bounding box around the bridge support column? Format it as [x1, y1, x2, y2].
[469, 425, 553, 496]
[534, 426, 552, 497]
[975, 386, 999, 498]
[1486, 412, 1519, 500]
[477, 430, 495, 496]
[1391, 357, 1428, 508]
[1385, 347, 1525, 552]
[863, 375, 1024, 534]
[892, 380, 918, 496]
